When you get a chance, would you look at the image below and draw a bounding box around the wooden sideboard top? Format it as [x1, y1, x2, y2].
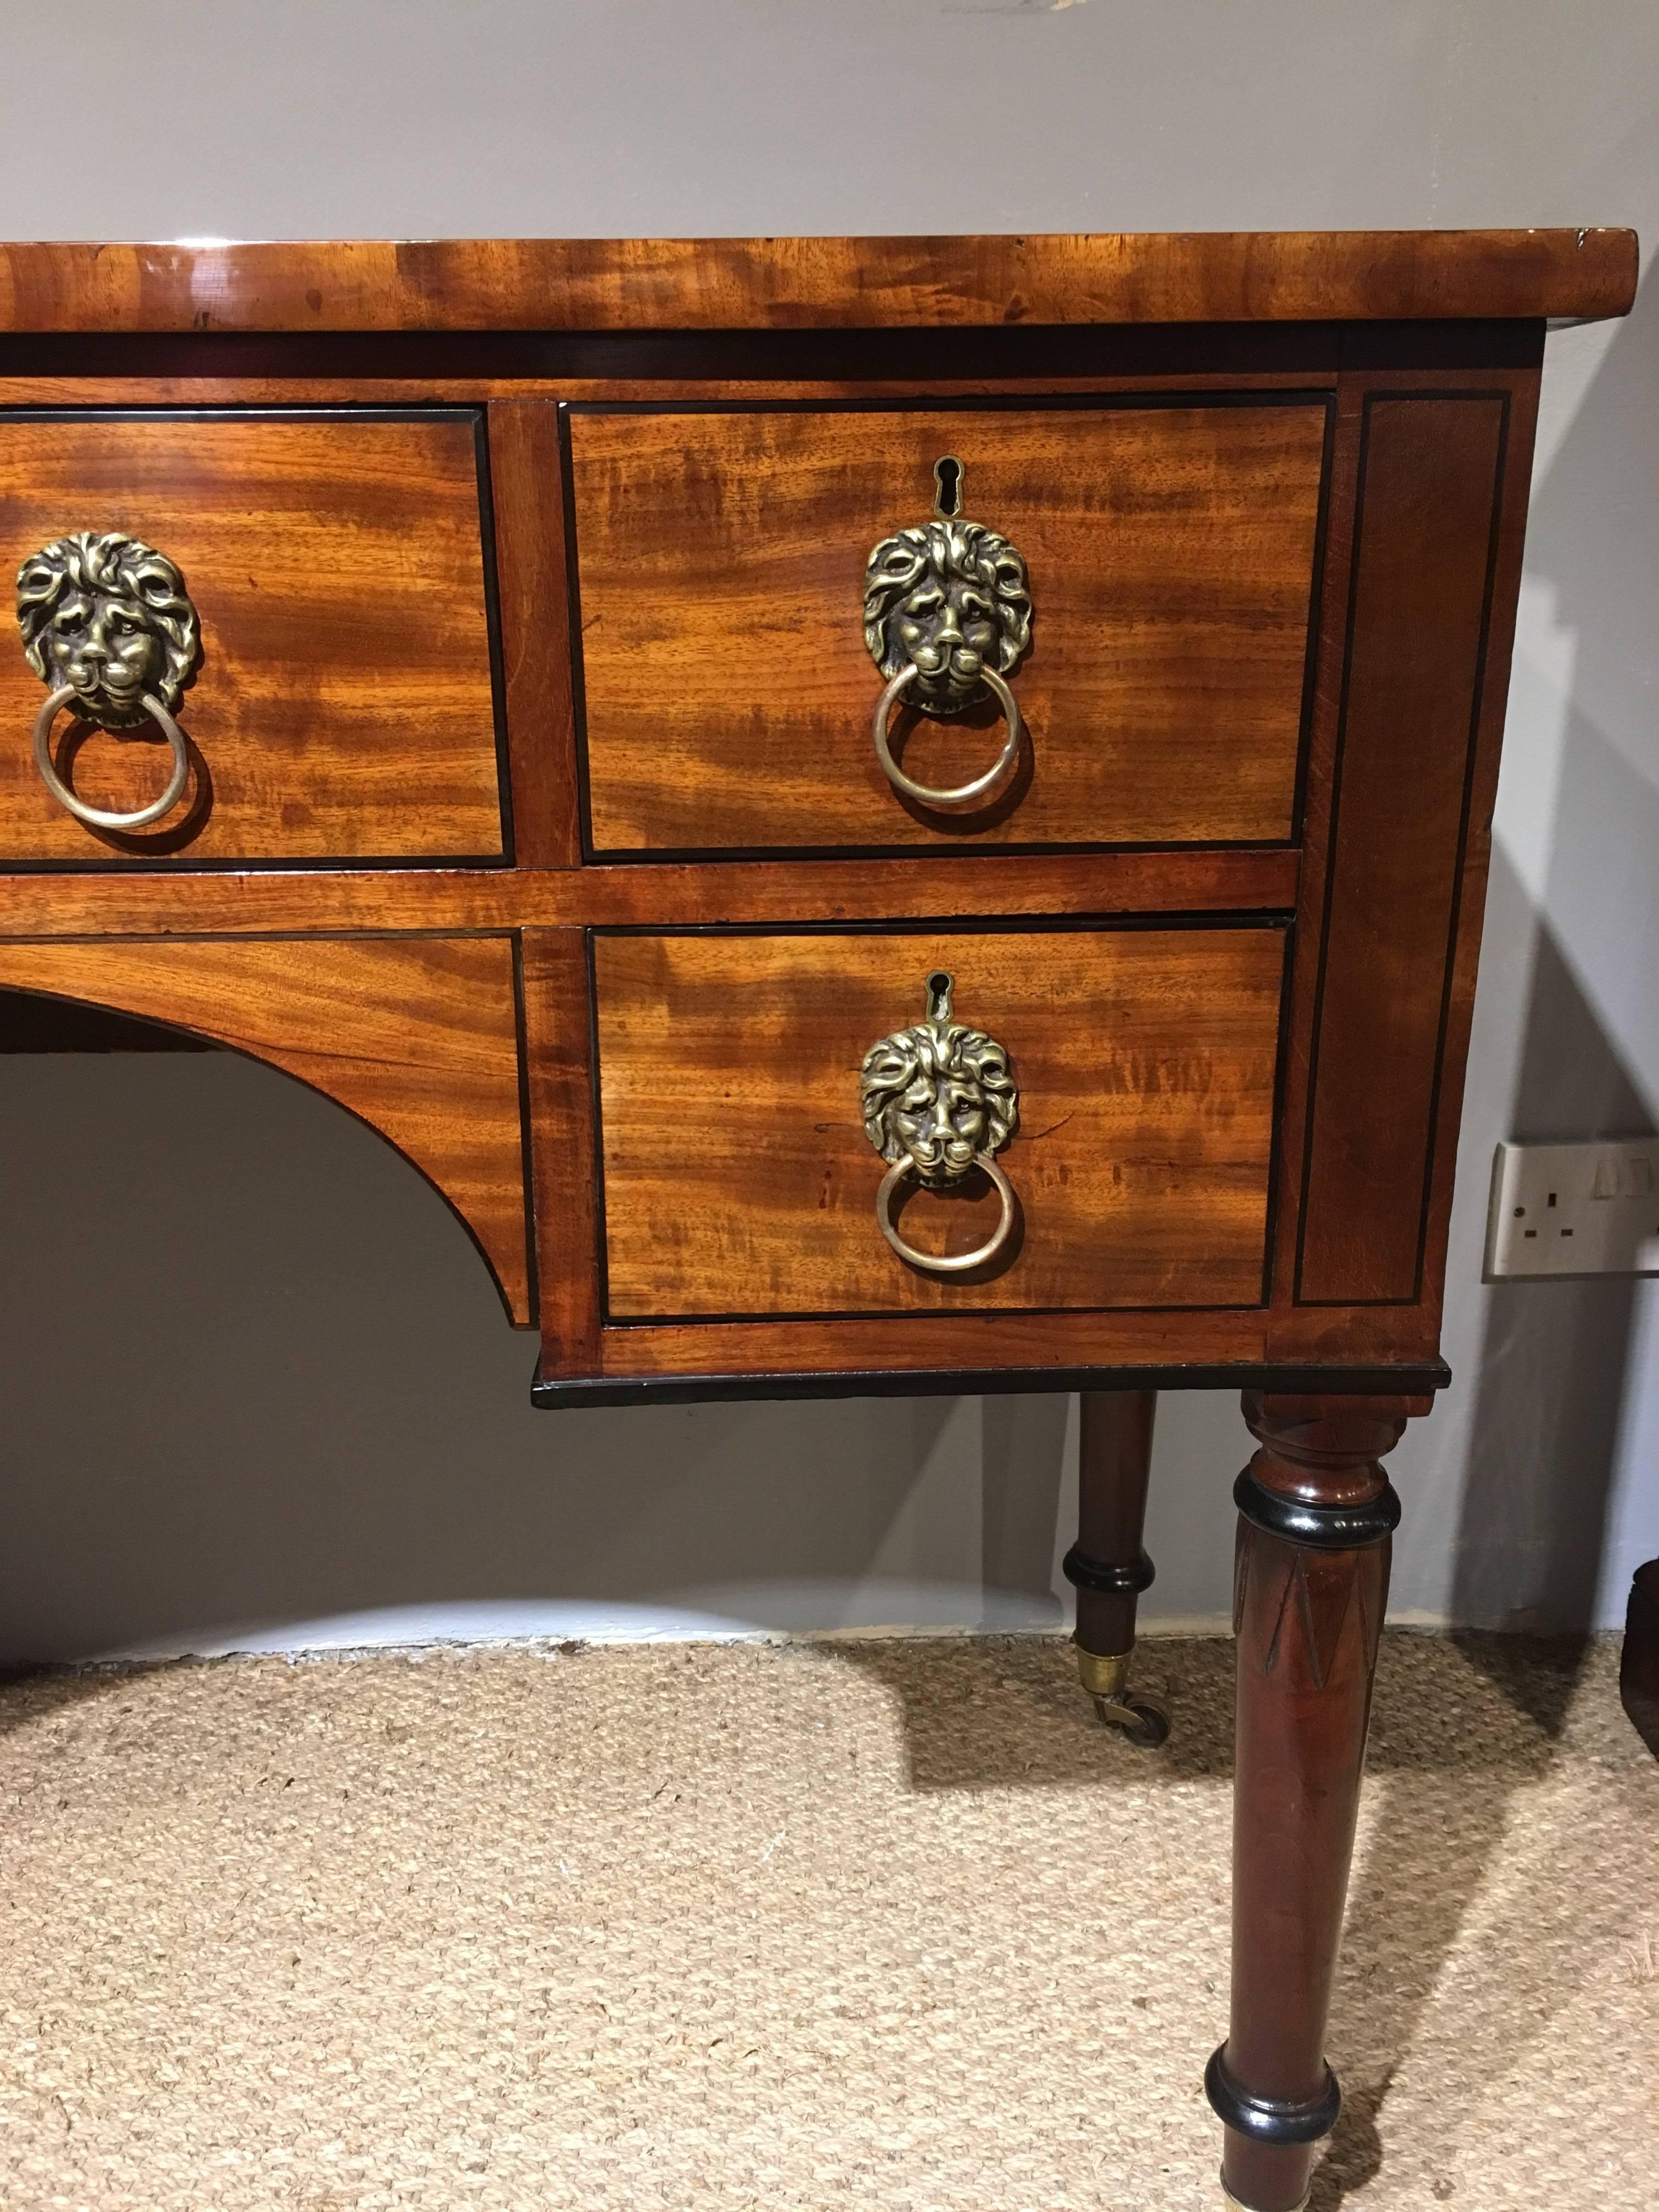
[0, 230, 1637, 334]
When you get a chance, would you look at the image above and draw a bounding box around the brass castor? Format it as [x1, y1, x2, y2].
[1075, 1643, 1171, 1749]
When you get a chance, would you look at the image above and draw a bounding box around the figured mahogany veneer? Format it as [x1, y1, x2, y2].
[0, 410, 504, 864]
[593, 925, 1285, 1317]
[1297, 394, 1510, 1305]
[571, 403, 1327, 853]
[0, 230, 1634, 1395]
[0, 849, 1300, 935]
[0, 233, 1628, 1389]
[0, 934, 531, 1317]
[0, 230, 1634, 333]
[0, 308, 1600, 1390]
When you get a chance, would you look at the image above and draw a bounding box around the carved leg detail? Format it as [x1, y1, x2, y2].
[1206, 1391, 1420, 2212]
[1064, 1389, 1166, 1746]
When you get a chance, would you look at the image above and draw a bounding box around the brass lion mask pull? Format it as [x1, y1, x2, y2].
[862, 459, 1033, 810]
[860, 970, 1020, 1274]
[16, 530, 202, 833]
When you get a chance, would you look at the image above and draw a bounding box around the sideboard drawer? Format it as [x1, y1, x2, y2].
[571, 402, 1328, 855]
[0, 410, 506, 865]
[592, 924, 1287, 1319]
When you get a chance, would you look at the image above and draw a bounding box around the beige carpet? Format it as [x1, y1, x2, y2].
[0, 1633, 1653, 2211]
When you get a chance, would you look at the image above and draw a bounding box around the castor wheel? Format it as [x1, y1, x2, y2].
[1090, 1689, 1171, 1749]
[1075, 1644, 1171, 1748]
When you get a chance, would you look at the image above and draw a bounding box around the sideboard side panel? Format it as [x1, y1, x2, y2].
[1294, 392, 1510, 1307]
[523, 926, 603, 1375]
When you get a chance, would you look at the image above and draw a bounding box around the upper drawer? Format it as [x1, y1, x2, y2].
[570, 401, 1329, 856]
[0, 410, 506, 865]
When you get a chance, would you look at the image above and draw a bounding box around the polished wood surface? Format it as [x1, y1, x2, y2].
[521, 928, 601, 1369]
[1073, 1390, 1158, 1662]
[485, 401, 582, 866]
[572, 403, 1327, 851]
[0, 935, 531, 1319]
[1412, 369, 1540, 1344]
[1296, 396, 1510, 1305]
[0, 319, 1515, 413]
[1220, 1394, 1414, 2212]
[0, 342, 1551, 1385]
[1263, 363, 1537, 1365]
[0, 412, 504, 862]
[0, 232, 1635, 334]
[0, 848, 1299, 936]
[549, 1306, 1278, 1385]
[591, 926, 1285, 1318]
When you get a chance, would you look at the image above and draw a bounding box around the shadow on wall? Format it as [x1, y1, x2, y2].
[1452, 891, 1655, 1637]
[1333, 863, 1655, 2194]
[979, 1392, 1068, 1633]
[0, 1042, 1090, 1664]
[1309, 255, 1659, 2208]
[1449, 254, 1659, 1644]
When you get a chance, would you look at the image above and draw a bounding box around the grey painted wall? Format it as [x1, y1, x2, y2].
[0, 1, 1654, 1659]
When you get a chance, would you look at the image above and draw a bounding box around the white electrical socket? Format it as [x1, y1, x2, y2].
[1484, 1140, 1659, 1280]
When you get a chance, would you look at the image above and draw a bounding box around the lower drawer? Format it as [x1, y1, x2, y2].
[591, 924, 1288, 1321]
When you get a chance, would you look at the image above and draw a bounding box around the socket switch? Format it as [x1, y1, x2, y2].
[1484, 1140, 1659, 1280]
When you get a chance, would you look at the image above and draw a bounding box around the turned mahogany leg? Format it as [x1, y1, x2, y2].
[1063, 1389, 1167, 1747]
[1205, 1391, 1423, 2212]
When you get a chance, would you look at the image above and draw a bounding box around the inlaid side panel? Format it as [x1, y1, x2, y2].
[571, 403, 1328, 853]
[1295, 396, 1507, 1305]
[0, 411, 505, 864]
[592, 925, 1286, 1319]
[0, 935, 531, 1319]
[487, 402, 582, 865]
[521, 928, 601, 1367]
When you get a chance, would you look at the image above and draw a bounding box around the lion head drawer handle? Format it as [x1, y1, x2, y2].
[860, 969, 1020, 1274]
[862, 458, 1033, 810]
[16, 531, 202, 831]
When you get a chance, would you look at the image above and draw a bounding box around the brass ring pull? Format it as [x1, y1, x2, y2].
[860, 969, 1021, 1278]
[863, 459, 1033, 816]
[876, 1150, 1016, 1274]
[872, 662, 1023, 809]
[32, 684, 191, 831]
[15, 529, 203, 837]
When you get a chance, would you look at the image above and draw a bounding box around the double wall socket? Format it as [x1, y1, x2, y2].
[1484, 1140, 1659, 1280]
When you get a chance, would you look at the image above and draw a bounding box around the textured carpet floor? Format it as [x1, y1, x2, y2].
[0, 1633, 1653, 2211]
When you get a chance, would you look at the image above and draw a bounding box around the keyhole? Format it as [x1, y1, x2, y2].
[926, 970, 955, 1024]
[933, 456, 963, 520]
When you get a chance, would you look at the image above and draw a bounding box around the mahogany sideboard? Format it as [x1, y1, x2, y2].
[0, 230, 1638, 2211]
